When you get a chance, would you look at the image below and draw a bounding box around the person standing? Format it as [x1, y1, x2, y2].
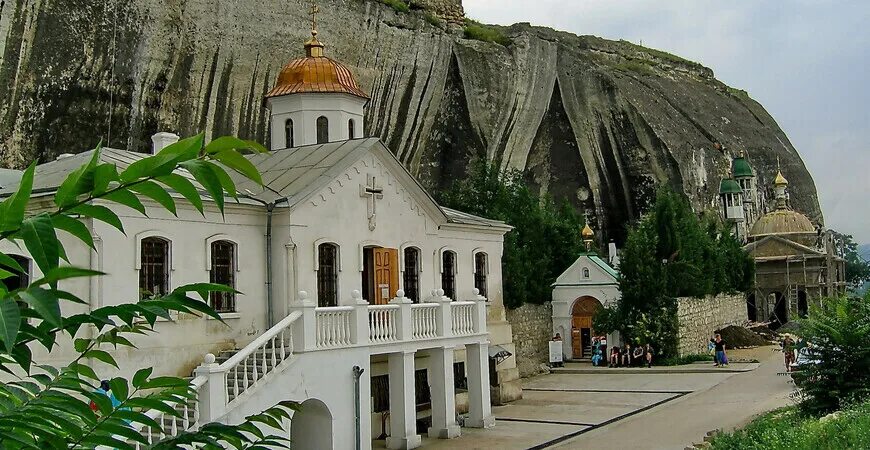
[710, 334, 728, 367]
[644, 343, 654, 368]
[782, 336, 796, 372]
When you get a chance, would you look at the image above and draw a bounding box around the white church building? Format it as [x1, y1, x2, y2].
[0, 28, 525, 449]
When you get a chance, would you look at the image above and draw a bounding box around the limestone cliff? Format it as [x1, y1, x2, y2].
[0, 0, 822, 243]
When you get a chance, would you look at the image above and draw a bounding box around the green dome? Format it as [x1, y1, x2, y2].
[719, 178, 742, 194]
[732, 157, 753, 178]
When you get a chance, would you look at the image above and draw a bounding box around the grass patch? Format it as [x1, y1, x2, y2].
[378, 0, 410, 13]
[618, 39, 695, 65]
[710, 400, 870, 449]
[615, 59, 655, 76]
[463, 19, 511, 46]
[423, 12, 442, 28]
[726, 86, 750, 98]
[658, 354, 712, 366]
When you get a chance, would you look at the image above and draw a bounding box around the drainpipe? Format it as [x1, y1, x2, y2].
[266, 203, 275, 328]
[353, 365, 365, 450]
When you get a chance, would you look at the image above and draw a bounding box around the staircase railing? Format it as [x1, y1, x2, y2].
[132, 375, 207, 449]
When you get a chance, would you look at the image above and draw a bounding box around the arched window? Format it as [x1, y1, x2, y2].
[582, 267, 590, 279]
[441, 251, 456, 300]
[474, 253, 488, 298]
[139, 237, 170, 299]
[403, 247, 420, 303]
[285, 119, 294, 148]
[209, 240, 236, 313]
[348, 119, 356, 139]
[317, 243, 339, 307]
[316, 116, 329, 144]
[1, 255, 31, 291]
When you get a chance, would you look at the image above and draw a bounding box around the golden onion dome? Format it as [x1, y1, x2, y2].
[265, 32, 369, 100]
[581, 223, 594, 239]
[749, 209, 816, 245]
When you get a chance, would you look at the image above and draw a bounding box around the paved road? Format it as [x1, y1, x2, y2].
[552, 346, 792, 449]
[406, 346, 791, 450]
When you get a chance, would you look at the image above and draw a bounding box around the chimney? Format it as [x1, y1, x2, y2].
[151, 132, 180, 155]
[608, 241, 620, 268]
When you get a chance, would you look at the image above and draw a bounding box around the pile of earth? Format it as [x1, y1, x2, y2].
[748, 324, 780, 341]
[715, 325, 771, 348]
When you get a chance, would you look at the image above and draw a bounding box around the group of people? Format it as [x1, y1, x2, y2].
[606, 343, 654, 368]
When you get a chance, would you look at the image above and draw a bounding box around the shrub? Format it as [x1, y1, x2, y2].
[710, 400, 870, 449]
[463, 19, 511, 46]
[615, 59, 655, 76]
[423, 12, 442, 27]
[437, 160, 585, 309]
[793, 293, 870, 414]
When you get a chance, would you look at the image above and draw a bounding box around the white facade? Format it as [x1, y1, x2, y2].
[267, 93, 366, 149]
[551, 254, 621, 360]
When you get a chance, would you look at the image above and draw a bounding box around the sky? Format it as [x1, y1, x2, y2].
[464, 0, 870, 243]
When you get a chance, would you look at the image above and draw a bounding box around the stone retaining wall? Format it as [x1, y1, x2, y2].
[677, 294, 747, 356]
[412, 0, 465, 23]
[505, 302, 553, 378]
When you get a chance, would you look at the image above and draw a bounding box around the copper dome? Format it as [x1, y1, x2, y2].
[265, 35, 369, 100]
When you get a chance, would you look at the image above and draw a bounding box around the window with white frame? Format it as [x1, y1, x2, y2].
[582, 267, 590, 279]
[139, 237, 170, 299]
[209, 240, 236, 313]
[285, 118, 294, 148]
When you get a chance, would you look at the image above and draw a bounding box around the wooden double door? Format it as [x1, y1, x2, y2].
[363, 247, 399, 305]
[571, 296, 603, 359]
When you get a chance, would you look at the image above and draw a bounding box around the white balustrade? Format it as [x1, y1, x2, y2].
[411, 304, 438, 339]
[451, 301, 476, 336]
[133, 376, 206, 448]
[219, 311, 300, 405]
[315, 307, 354, 348]
[369, 305, 400, 343]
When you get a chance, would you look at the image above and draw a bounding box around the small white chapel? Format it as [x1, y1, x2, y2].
[0, 22, 524, 450]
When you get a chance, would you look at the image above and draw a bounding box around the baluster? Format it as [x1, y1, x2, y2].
[262, 344, 268, 375]
[316, 314, 323, 347]
[243, 358, 250, 391]
[280, 330, 287, 359]
[271, 336, 278, 366]
[232, 366, 239, 399]
[371, 310, 379, 342]
[182, 403, 190, 429]
[330, 313, 338, 346]
[251, 352, 259, 383]
[172, 411, 178, 435]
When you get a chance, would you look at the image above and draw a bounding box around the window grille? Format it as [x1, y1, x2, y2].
[317, 243, 339, 307]
[209, 240, 236, 313]
[403, 247, 420, 303]
[285, 119, 294, 148]
[441, 251, 456, 300]
[474, 252, 488, 298]
[139, 237, 170, 299]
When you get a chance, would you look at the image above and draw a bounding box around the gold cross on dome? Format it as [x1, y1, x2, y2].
[309, 0, 320, 34]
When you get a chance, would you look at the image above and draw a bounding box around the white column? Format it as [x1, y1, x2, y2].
[290, 291, 317, 351]
[351, 290, 370, 345]
[386, 351, 422, 449]
[390, 289, 413, 340]
[465, 342, 495, 428]
[193, 353, 227, 423]
[427, 347, 460, 439]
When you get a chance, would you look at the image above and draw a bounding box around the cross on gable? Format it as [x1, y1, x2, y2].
[360, 174, 384, 231]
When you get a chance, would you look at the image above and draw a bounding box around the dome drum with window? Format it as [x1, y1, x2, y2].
[265, 30, 368, 150]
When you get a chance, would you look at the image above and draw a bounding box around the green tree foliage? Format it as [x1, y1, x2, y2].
[0, 134, 297, 449]
[437, 160, 585, 308]
[595, 188, 755, 358]
[829, 230, 870, 292]
[793, 292, 870, 415]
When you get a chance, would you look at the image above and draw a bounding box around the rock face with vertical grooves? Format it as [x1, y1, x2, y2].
[0, 0, 822, 243]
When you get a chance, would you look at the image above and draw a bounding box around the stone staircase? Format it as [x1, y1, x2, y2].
[215, 340, 292, 403]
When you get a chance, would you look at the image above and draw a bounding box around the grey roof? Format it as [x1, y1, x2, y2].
[0, 138, 510, 233]
[233, 138, 381, 206]
[0, 168, 23, 190]
[442, 207, 510, 229]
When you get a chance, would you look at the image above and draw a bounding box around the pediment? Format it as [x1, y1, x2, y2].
[554, 254, 619, 286]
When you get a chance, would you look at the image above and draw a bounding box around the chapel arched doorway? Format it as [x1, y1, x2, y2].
[769, 291, 787, 330]
[571, 296, 603, 359]
[746, 293, 757, 322]
[797, 290, 809, 318]
[290, 398, 333, 449]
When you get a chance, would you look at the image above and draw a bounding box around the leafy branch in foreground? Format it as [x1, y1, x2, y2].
[0, 134, 298, 449]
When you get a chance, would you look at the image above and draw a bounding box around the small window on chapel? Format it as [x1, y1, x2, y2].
[209, 240, 236, 313]
[285, 119, 294, 148]
[316, 116, 329, 144]
[139, 237, 170, 299]
[317, 243, 339, 307]
[441, 251, 457, 300]
[582, 267, 590, 279]
[474, 253, 488, 298]
[348, 119, 356, 139]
